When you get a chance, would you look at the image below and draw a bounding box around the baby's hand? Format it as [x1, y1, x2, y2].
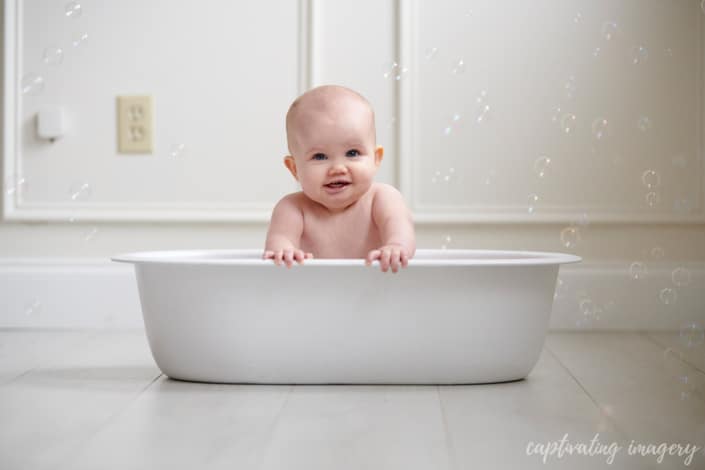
[263, 249, 313, 268]
[365, 244, 410, 273]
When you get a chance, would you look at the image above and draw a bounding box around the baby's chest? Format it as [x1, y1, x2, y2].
[301, 210, 381, 257]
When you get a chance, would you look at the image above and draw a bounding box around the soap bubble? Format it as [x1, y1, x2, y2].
[591, 117, 609, 140]
[383, 61, 408, 80]
[631, 45, 649, 65]
[534, 156, 551, 178]
[71, 32, 89, 47]
[637, 116, 652, 132]
[442, 113, 462, 136]
[650, 246, 665, 259]
[560, 113, 577, 133]
[645, 191, 660, 207]
[43, 47, 64, 65]
[573, 12, 582, 24]
[24, 300, 43, 316]
[68, 181, 92, 201]
[527, 194, 539, 213]
[441, 234, 452, 250]
[83, 227, 99, 241]
[4, 174, 28, 198]
[424, 47, 438, 61]
[592, 47, 602, 58]
[169, 143, 186, 158]
[563, 75, 576, 99]
[602, 21, 618, 41]
[629, 261, 647, 280]
[476, 104, 490, 123]
[659, 288, 677, 305]
[560, 226, 580, 248]
[65, 1, 82, 18]
[482, 169, 496, 186]
[663, 348, 690, 388]
[21, 74, 45, 95]
[430, 170, 441, 184]
[452, 58, 466, 74]
[679, 323, 704, 348]
[554, 277, 564, 299]
[579, 298, 596, 316]
[671, 267, 691, 287]
[641, 169, 660, 189]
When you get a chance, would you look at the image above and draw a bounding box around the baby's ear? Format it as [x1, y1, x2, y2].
[374, 146, 384, 166]
[283, 155, 298, 180]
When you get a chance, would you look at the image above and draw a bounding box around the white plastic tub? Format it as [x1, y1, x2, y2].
[112, 249, 580, 384]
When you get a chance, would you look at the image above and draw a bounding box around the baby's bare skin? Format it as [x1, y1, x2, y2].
[264, 85, 415, 272]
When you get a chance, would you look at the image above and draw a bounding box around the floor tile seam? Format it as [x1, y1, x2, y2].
[543, 343, 630, 441]
[641, 333, 705, 375]
[50, 371, 163, 470]
[0, 331, 102, 388]
[436, 385, 458, 470]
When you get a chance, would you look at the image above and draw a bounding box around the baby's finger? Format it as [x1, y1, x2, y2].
[390, 250, 401, 273]
[283, 249, 294, 268]
[380, 249, 392, 272]
[305, 252, 314, 259]
[401, 251, 409, 268]
[294, 250, 305, 264]
[274, 250, 284, 266]
[263, 250, 274, 260]
[365, 250, 381, 266]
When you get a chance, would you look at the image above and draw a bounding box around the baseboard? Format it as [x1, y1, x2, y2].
[0, 259, 701, 331]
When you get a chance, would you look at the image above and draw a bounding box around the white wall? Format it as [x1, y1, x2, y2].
[1, 0, 704, 330]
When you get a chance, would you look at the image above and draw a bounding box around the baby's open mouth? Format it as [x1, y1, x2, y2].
[325, 181, 350, 188]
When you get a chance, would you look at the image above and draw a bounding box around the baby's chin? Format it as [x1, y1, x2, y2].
[303, 188, 360, 211]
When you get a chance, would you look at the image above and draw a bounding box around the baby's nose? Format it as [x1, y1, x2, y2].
[329, 162, 348, 173]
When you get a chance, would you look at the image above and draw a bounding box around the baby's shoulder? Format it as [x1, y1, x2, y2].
[272, 191, 309, 213]
[370, 182, 403, 200]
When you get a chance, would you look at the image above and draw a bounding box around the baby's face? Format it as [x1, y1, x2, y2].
[285, 97, 382, 212]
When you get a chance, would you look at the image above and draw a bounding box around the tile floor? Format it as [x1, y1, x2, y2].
[0, 330, 703, 470]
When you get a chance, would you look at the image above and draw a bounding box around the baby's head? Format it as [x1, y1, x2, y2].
[284, 85, 383, 212]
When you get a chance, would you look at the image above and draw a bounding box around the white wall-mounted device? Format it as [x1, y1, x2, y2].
[36, 105, 67, 142]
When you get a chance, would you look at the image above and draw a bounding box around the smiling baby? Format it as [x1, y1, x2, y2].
[263, 85, 415, 273]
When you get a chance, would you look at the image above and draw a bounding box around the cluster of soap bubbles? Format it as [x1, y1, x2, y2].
[21, 2, 88, 97]
[574, 290, 617, 328]
[17, 2, 189, 232]
[403, 11, 704, 349]
[430, 167, 455, 185]
[663, 321, 705, 400]
[629, 258, 692, 305]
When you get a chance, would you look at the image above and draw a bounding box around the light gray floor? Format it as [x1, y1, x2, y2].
[0, 330, 703, 470]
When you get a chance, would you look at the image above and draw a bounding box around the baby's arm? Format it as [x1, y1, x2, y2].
[263, 195, 313, 267]
[366, 184, 416, 273]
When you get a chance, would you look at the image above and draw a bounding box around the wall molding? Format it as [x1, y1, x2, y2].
[1, 0, 313, 223]
[397, 0, 705, 224]
[0, 258, 702, 331]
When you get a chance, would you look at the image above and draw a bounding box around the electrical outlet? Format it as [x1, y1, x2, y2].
[117, 95, 153, 153]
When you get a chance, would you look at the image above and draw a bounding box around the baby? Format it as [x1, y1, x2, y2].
[263, 85, 415, 273]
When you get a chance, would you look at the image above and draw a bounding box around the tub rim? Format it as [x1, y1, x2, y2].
[112, 249, 581, 267]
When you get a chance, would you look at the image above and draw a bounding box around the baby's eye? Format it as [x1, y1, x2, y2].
[312, 153, 327, 160]
[346, 149, 361, 157]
